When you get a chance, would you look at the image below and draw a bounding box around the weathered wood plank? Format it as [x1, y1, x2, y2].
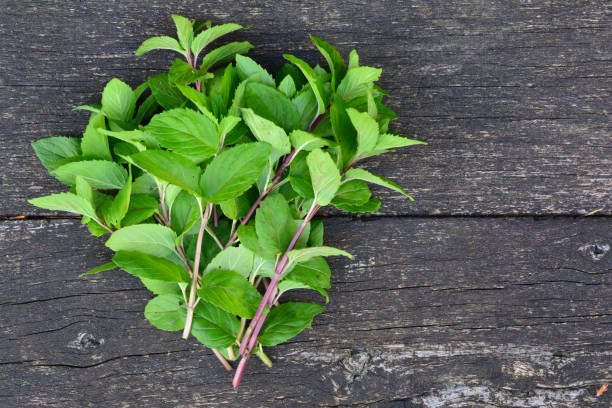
[1, 218, 610, 407]
[1, 1, 610, 216]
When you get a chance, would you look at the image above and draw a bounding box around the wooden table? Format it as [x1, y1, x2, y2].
[1, 1, 610, 406]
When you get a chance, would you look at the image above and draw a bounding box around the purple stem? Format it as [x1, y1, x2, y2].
[233, 204, 320, 387]
[224, 148, 297, 249]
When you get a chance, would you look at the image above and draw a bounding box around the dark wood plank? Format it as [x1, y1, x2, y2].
[1, 1, 610, 216]
[1, 217, 610, 407]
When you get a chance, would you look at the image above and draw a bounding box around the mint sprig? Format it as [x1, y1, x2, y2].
[28, 15, 426, 388]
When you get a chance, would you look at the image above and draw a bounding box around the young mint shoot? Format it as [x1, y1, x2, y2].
[28, 15, 426, 388]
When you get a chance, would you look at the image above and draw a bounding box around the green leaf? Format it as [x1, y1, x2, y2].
[292, 86, 318, 131]
[276, 63, 307, 90]
[170, 191, 200, 236]
[176, 83, 211, 115]
[168, 59, 213, 85]
[281, 256, 331, 301]
[32, 136, 81, 172]
[235, 55, 275, 86]
[255, 194, 294, 255]
[337, 66, 382, 101]
[308, 220, 324, 247]
[258, 302, 324, 346]
[122, 194, 158, 226]
[74, 176, 94, 205]
[28, 192, 98, 220]
[144, 294, 185, 331]
[146, 108, 219, 163]
[348, 49, 359, 70]
[220, 63, 239, 108]
[113, 251, 190, 282]
[244, 82, 301, 132]
[218, 115, 241, 147]
[241, 108, 290, 161]
[345, 107, 379, 158]
[330, 98, 357, 167]
[310, 35, 346, 90]
[105, 224, 177, 257]
[277, 75, 296, 98]
[191, 300, 241, 348]
[140, 278, 182, 295]
[283, 54, 326, 116]
[135, 36, 184, 56]
[197, 270, 263, 318]
[171, 14, 194, 52]
[289, 130, 330, 153]
[372, 133, 427, 152]
[191, 23, 245, 57]
[101, 78, 135, 122]
[79, 261, 117, 277]
[52, 160, 127, 189]
[107, 169, 132, 228]
[148, 73, 187, 110]
[200, 41, 253, 72]
[81, 112, 112, 161]
[289, 151, 314, 198]
[344, 168, 413, 200]
[331, 180, 370, 207]
[131, 150, 202, 195]
[333, 197, 381, 213]
[204, 246, 254, 278]
[200, 142, 271, 203]
[306, 149, 340, 206]
[287, 246, 352, 268]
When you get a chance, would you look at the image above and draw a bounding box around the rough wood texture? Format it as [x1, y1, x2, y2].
[1, 218, 610, 407]
[1, 1, 610, 407]
[1, 1, 610, 216]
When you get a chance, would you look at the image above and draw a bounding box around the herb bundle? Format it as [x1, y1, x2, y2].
[28, 15, 425, 388]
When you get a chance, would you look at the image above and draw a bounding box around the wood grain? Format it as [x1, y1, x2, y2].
[1, 218, 610, 407]
[1, 0, 610, 216]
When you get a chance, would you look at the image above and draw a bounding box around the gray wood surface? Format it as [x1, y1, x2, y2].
[1, 218, 610, 407]
[1, 1, 610, 407]
[1, 0, 610, 216]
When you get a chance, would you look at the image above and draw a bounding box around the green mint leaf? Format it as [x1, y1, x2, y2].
[255, 194, 295, 255]
[113, 251, 190, 282]
[310, 35, 346, 90]
[175, 83, 212, 114]
[191, 300, 241, 348]
[197, 270, 263, 318]
[105, 224, 177, 257]
[283, 54, 327, 117]
[28, 192, 98, 220]
[344, 168, 413, 200]
[348, 49, 359, 70]
[101, 78, 135, 122]
[372, 133, 427, 151]
[241, 108, 290, 161]
[337, 66, 382, 101]
[285, 256, 330, 291]
[170, 191, 200, 236]
[333, 197, 381, 213]
[81, 113, 112, 161]
[289, 129, 330, 153]
[308, 220, 324, 247]
[122, 194, 158, 226]
[236, 224, 271, 259]
[289, 151, 314, 198]
[200, 142, 271, 203]
[200, 41, 253, 72]
[287, 246, 352, 268]
[52, 160, 127, 189]
[276, 63, 307, 89]
[292, 86, 318, 131]
[218, 115, 241, 147]
[258, 302, 324, 346]
[107, 168, 132, 228]
[236, 55, 275, 86]
[244, 82, 301, 132]
[306, 149, 340, 206]
[73, 104, 102, 114]
[140, 278, 182, 296]
[171, 14, 194, 52]
[277, 75, 296, 98]
[330, 98, 357, 167]
[32, 136, 81, 172]
[168, 59, 213, 85]
[79, 261, 117, 277]
[345, 107, 379, 159]
[131, 150, 202, 196]
[135, 36, 184, 57]
[75, 176, 94, 206]
[205, 246, 254, 278]
[144, 294, 185, 331]
[220, 63, 239, 107]
[146, 108, 219, 163]
[277, 279, 328, 303]
[191, 23, 245, 57]
[148, 73, 187, 110]
[331, 179, 371, 209]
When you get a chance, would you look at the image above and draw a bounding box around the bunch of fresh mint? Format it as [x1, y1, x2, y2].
[28, 15, 425, 388]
